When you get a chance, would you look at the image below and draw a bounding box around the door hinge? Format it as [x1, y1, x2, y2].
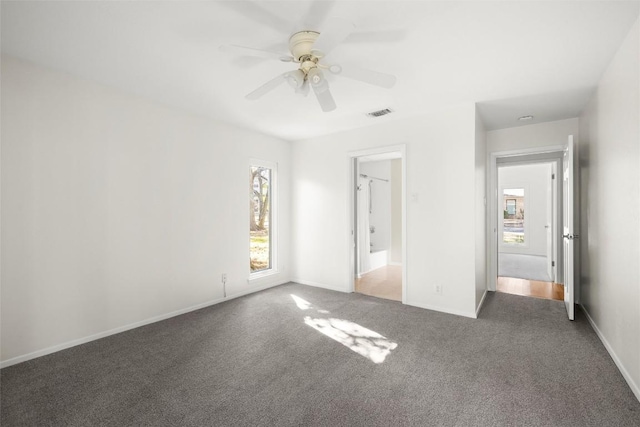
[552, 173, 555, 179]
[552, 261, 555, 267]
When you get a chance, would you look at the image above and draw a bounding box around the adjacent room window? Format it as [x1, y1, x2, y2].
[503, 188, 525, 244]
[250, 161, 276, 274]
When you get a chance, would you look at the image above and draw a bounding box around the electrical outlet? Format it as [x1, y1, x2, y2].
[221, 273, 227, 284]
[435, 284, 442, 295]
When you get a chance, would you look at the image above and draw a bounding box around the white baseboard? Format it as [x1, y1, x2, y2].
[0, 280, 287, 369]
[580, 305, 640, 403]
[406, 300, 477, 319]
[291, 278, 350, 294]
[476, 290, 488, 317]
[389, 261, 402, 266]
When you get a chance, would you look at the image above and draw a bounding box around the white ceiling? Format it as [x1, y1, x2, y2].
[2, 1, 639, 140]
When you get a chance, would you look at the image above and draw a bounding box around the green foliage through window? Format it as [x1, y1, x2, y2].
[250, 166, 271, 272]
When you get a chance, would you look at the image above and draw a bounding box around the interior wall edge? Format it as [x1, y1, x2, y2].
[290, 279, 350, 294]
[405, 300, 477, 320]
[476, 289, 488, 317]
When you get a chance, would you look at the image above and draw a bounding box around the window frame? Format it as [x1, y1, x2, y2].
[249, 158, 278, 280]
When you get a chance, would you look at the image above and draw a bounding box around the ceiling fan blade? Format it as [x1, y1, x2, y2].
[299, 0, 336, 31]
[246, 73, 289, 100]
[329, 64, 397, 89]
[309, 69, 336, 112]
[220, 44, 293, 62]
[311, 17, 355, 58]
[313, 86, 337, 112]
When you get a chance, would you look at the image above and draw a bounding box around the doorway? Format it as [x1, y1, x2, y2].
[491, 152, 565, 302]
[349, 146, 406, 303]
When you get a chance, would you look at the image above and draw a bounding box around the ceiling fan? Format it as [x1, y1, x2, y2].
[220, 18, 397, 112]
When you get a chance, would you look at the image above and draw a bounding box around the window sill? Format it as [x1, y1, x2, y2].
[248, 269, 279, 283]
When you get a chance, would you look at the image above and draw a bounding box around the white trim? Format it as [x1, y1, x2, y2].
[347, 144, 407, 305]
[488, 145, 565, 291]
[406, 301, 477, 319]
[580, 305, 640, 403]
[291, 278, 350, 293]
[0, 280, 288, 369]
[248, 269, 280, 283]
[389, 261, 402, 266]
[476, 290, 488, 317]
[347, 144, 407, 159]
[491, 145, 566, 158]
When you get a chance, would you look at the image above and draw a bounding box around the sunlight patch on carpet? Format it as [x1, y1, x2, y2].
[303, 317, 398, 364]
[291, 294, 312, 310]
[291, 293, 398, 363]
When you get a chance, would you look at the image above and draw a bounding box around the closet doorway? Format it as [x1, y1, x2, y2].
[349, 146, 405, 302]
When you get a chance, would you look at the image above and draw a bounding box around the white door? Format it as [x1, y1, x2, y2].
[546, 164, 554, 281]
[562, 136, 575, 320]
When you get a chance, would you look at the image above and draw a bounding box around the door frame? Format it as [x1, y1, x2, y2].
[563, 135, 576, 319]
[488, 145, 565, 291]
[548, 161, 557, 281]
[347, 144, 407, 304]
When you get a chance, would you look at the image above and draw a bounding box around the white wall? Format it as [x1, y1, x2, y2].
[390, 159, 402, 264]
[475, 111, 487, 311]
[498, 163, 551, 256]
[292, 104, 483, 318]
[578, 18, 640, 401]
[359, 160, 391, 252]
[487, 118, 579, 153]
[1, 56, 292, 365]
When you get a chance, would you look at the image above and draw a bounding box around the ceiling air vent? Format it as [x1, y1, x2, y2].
[367, 108, 393, 118]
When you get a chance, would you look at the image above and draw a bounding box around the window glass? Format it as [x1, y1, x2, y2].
[503, 188, 524, 244]
[250, 166, 271, 272]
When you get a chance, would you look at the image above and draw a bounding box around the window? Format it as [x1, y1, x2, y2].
[250, 161, 276, 275]
[503, 188, 525, 244]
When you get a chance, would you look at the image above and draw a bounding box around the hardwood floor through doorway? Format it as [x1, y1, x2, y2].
[355, 265, 402, 302]
[497, 276, 564, 301]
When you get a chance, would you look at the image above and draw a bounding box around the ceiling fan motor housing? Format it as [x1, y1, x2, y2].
[289, 31, 320, 62]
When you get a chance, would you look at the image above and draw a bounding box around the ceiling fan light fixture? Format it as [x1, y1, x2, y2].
[308, 68, 327, 92]
[285, 69, 305, 89]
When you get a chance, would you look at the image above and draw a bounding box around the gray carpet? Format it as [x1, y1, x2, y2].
[2, 283, 639, 426]
[499, 253, 553, 282]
